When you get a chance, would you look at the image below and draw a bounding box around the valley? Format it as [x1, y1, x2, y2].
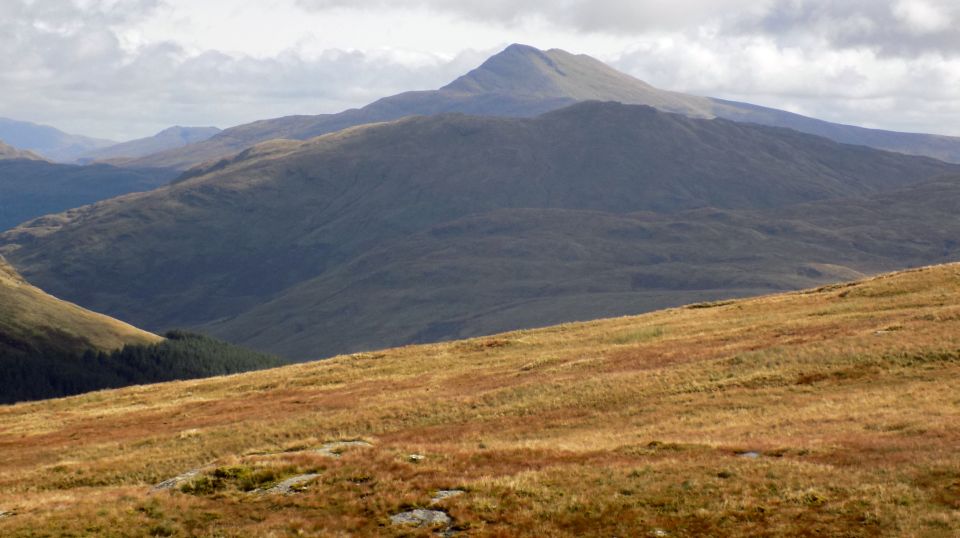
[3, 101, 957, 359]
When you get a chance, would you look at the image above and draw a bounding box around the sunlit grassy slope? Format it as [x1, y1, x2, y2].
[0, 258, 159, 352]
[1, 263, 959, 536]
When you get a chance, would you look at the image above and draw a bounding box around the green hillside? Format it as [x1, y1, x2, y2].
[2, 102, 958, 359]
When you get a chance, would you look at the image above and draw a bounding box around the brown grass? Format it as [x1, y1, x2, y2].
[1, 263, 959, 536]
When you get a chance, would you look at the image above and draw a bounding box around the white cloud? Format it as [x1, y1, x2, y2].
[893, 0, 951, 34]
[2, 0, 960, 140]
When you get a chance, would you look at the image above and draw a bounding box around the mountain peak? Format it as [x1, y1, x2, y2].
[441, 45, 715, 117]
[442, 43, 567, 96]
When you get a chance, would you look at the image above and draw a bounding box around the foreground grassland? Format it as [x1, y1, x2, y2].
[1, 264, 959, 537]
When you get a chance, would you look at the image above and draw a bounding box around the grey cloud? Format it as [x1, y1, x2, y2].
[0, 0, 483, 139]
[297, 0, 751, 32]
[298, 0, 960, 57]
[746, 0, 960, 57]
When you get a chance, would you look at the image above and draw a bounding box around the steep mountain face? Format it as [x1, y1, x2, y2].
[0, 118, 115, 162]
[79, 126, 222, 163]
[0, 160, 177, 231]
[0, 140, 45, 162]
[123, 44, 960, 170]
[2, 102, 958, 359]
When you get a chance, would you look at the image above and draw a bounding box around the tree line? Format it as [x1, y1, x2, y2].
[0, 330, 284, 404]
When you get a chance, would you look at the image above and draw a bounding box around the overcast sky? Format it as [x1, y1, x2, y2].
[3, 0, 960, 140]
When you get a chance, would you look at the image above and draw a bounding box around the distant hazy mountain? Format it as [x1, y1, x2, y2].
[0, 160, 177, 231]
[124, 44, 960, 170]
[4, 102, 957, 359]
[79, 126, 221, 163]
[0, 118, 115, 162]
[0, 140, 45, 161]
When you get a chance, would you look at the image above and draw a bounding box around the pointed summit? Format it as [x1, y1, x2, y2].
[120, 44, 960, 170]
[443, 44, 716, 117]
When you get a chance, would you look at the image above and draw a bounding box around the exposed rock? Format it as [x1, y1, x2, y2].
[409, 454, 426, 462]
[390, 509, 451, 527]
[315, 440, 372, 458]
[431, 489, 465, 504]
[264, 473, 321, 495]
[151, 468, 203, 491]
[737, 451, 761, 459]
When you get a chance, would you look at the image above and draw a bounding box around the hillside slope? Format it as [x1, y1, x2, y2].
[123, 44, 960, 170]
[4, 103, 957, 358]
[0, 257, 159, 353]
[0, 141, 45, 162]
[207, 176, 960, 357]
[0, 263, 957, 536]
[0, 258, 283, 404]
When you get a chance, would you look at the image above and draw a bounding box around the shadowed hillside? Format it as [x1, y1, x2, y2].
[0, 263, 957, 535]
[0, 160, 177, 231]
[0, 259, 283, 404]
[0, 257, 159, 352]
[2, 102, 958, 359]
[122, 44, 960, 170]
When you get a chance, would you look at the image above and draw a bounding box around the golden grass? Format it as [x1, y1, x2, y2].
[0, 258, 160, 351]
[1, 263, 959, 536]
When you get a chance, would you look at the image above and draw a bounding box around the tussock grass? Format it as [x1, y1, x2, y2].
[1, 263, 960, 536]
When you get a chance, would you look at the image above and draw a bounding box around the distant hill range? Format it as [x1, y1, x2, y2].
[78, 126, 221, 163]
[0, 159, 177, 231]
[0, 117, 115, 162]
[122, 44, 960, 170]
[4, 101, 959, 359]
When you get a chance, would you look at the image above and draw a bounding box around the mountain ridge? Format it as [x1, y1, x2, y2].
[121, 44, 960, 170]
[5, 101, 958, 358]
[79, 126, 222, 163]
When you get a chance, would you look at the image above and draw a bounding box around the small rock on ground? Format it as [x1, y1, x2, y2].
[265, 473, 321, 495]
[408, 454, 425, 462]
[151, 469, 203, 491]
[737, 451, 761, 459]
[431, 489, 465, 504]
[0, 510, 12, 519]
[315, 440, 372, 458]
[390, 509, 451, 527]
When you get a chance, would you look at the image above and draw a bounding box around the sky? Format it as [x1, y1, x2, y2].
[3, 0, 960, 141]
